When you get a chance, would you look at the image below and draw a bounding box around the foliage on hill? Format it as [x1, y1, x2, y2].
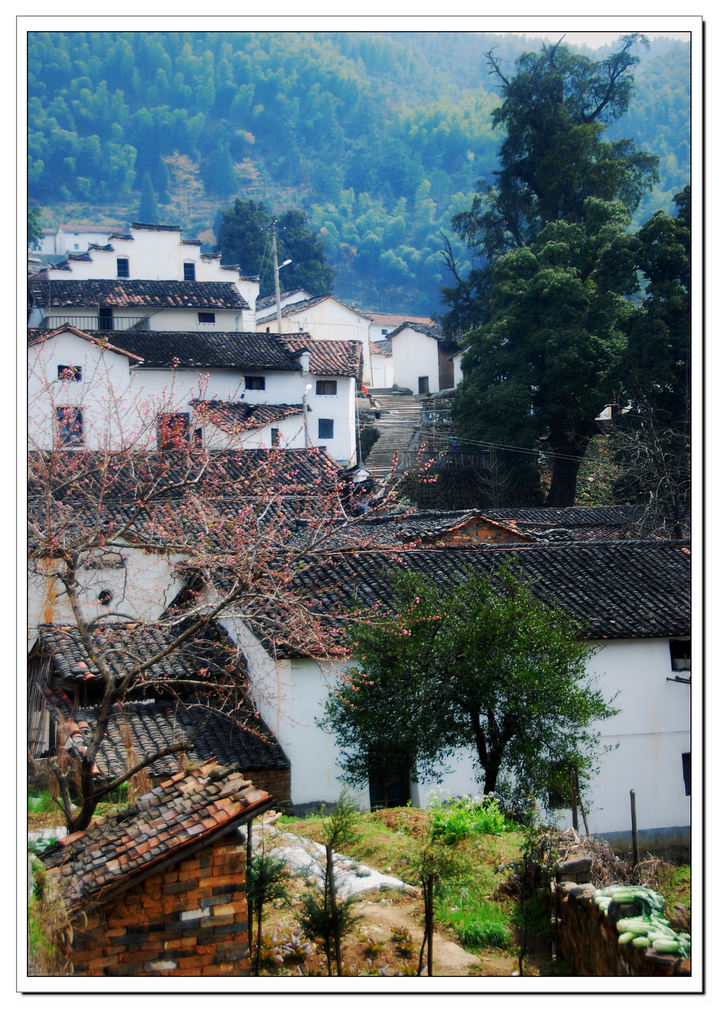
[28, 30, 689, 312]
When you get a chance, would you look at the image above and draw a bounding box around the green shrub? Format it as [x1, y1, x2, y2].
[439, 895, 513, 950]
[429, 795, 512, 843]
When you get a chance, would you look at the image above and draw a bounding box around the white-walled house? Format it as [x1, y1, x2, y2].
[229, 542, 691, 852]
[36, 223, 115, 257]
[28, 222, 260, 332]
[28, 326, 361, 465]
[256, 295, 373, 386]
[363, 311, 437, 346]
[387, 322, 454, 394]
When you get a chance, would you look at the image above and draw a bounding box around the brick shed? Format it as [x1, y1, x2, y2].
[39, 758, 273, 977]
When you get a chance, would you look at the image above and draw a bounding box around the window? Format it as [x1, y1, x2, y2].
[57, 365, 82, 382]
[56, 406, 83, 446]
[184, 262, 196, 281]
[116, 258, 129, 278]
[245, 376, 266, 391]
[98, 307, 113, 330]
[198, 312, 215, 324]
[316, 379, 337, 396]
[670, 639, 691, 672]
[318, 418, 334, 439]
[418, 376, 430, 394]
[271, 428, 280, 447]
[157, 413, 190, 449]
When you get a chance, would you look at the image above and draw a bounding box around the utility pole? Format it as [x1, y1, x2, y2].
[272, 222, 283, 334]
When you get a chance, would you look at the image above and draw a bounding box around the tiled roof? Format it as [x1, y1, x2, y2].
[477, 506, 689, 542]
[281, 542, 691, 641]
[256, 294, 372, 325]
[386, 321, 445, 342]
[94, 330, 304, 370]
[39, 759, 273, 908]
[28, 447, 343, 506]
[191, 399, 302, 432]
[27, 278, 249, 310]
[36, 619, 241, 685]
[364, 312, 437, 329]
[27, 325, 144, 361]
[285, 336, 362, 378]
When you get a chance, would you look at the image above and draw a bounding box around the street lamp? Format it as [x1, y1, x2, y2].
[272, 222, 293, 333]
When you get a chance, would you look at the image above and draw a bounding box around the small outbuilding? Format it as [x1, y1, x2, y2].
[38, 758, 273, 977]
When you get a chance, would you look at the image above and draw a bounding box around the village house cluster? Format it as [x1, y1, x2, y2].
[28, 221, 691, 893]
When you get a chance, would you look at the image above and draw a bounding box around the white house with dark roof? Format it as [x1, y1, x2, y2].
[28, 222, 260, 332]
[387, 321, 454, 394]
[28, 325, 360, 464]
[231, 541, 692, 855]
[256, 294, 373, 385]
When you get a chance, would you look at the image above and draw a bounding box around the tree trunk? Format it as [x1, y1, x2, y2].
[546, 429, 593, 507]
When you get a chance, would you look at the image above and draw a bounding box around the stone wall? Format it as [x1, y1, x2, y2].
[553, 878, 691, 977]
[67, 834, 250, 976]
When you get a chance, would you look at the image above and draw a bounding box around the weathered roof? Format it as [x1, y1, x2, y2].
[34, 619, 240, 685]
[282, 542, 691, 642]
[386, 321, 445, 342]
[477, 506, 689, 542]
[39, 759, 273, 908]
[191, 399, 302, 432]
[27, 324, 144, 362]
[284, 336, 362, 379]
[91, 330, 306, 371]
[28, 447, 344, 506]
[256, 294, 372, 325]
[27, 278, 249, 310]
[364, 311, 437, 330]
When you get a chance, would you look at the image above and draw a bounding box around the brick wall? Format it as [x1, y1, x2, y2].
[68, 835, 251, 976]
[243, 768, 290, 809]
[553, 881, 691, 977]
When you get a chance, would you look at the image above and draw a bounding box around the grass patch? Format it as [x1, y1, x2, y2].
[655, 862, 691, 913]
[428, 796, 515, 844]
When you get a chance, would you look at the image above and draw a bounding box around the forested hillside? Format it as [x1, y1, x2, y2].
[27, 31, 690, 313]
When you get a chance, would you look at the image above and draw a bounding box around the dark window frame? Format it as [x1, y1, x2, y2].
[670, 639, 691, 672]
[198, 311, 216, 324]
[55, 406, 84, 446]
[116, 257, 129, 278]
[183, 262, 196, 281]
[316, 379, 338, 396]
[318, 418, 334, 439]
[57, 364, 82, 382]
[245, 376, 266, 391]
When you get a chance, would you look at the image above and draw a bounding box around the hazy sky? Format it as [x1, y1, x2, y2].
[503, 31, 691, 49]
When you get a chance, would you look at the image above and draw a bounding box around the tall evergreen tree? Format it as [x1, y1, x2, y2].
[446, 36, 660, 505]
[137, 172, 160, 224]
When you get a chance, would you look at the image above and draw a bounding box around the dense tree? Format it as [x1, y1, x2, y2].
[28, 206, 44, 249]
[322, 565, 614, 806]
[441, 35, 659, 338]
[446, 36, 662, 504]
[216, 199, 335, 297]
[453, 198, 639, 505]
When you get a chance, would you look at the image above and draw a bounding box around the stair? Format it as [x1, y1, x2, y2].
[358, 389, 424, 483]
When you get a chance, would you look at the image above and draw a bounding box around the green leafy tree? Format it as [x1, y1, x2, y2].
[216, 199, 335, 297]
[298, 792, 358, 976]
[323, 565, 615, 807]
[453, 197, 639, 505]
[247, 851, 289, 976]
[28, 206, 44, 250]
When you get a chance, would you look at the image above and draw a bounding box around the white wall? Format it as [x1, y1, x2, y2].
[27, 549, 183, 648]
[391, 328, 439, 394]
[243, 637, 690, 836]
[29, 331, 357, 463]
